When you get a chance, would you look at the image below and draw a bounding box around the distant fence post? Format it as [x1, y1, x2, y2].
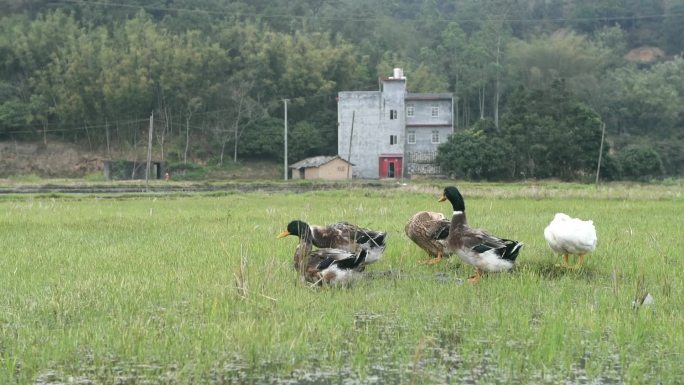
[146, 112, 154, 191]
[595, 122, 606, 185]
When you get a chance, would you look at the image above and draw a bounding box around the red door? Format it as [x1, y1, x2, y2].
[379, 156, 403, 179]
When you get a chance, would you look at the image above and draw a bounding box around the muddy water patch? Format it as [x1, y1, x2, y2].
[30, 351, 633, 385]
[28, 333, 663, 385]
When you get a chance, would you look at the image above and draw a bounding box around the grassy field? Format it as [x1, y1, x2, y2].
[0, 182, 682, 384]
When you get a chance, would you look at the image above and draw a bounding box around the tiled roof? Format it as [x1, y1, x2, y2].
[289, 155, 352, 169]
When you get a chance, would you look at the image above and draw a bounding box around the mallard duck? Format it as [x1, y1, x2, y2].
[277, 220, 386, 265]
[405, 211, 451, 264]
[439, 186, 523, 284]
[293, 238, 368, 286]
[544, 213, 597, 268]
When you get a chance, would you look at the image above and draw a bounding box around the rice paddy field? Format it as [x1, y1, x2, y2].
[0, 181, 682, 384]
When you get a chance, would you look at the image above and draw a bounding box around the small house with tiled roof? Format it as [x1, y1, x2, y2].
[289, 155, 353, 180]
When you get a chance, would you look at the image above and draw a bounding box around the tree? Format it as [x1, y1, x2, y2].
[507, 30, 609, 91]
[437, 22, 468, 128]
[500, 80, 605, 180]
[227, 80, 264, 164]
[602, 57, 684, 137]
[436, 121, 511, 180]
[663, 0, 684, 54]
[287, 121, 325, 163]
[238, 117, 284, 161]
[616, 145, 664, 180]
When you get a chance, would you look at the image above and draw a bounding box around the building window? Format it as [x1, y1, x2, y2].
[431, 105, 439, 118]
[406, 105, 414, 117]
[431, 130, 440, 144]
[407, 131, 416, 144]
[390, 135, 398, 145]
[390, 109, 398, 119]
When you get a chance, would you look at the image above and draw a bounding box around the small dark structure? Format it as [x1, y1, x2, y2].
[104, 160, 164, 180]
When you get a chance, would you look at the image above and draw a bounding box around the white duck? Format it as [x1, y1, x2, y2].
[544, 213, 597, 268]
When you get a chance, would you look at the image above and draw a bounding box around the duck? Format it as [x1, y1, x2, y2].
[404, 211, 451, 264]
[277, 220, 386, 265]
[292, 236, 368, 286]
[439, 186, 523, 284]
[544, 213, 597, 269]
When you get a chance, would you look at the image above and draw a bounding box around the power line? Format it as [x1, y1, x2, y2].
[55, 0, 684, 24]
[3, 118, 149, 135]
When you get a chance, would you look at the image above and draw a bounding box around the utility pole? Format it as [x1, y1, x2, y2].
[283, 99, 288, 180]
[145, 111, 154, 191]
[346, 111, 355, 180]
[595, 122, 606, 185]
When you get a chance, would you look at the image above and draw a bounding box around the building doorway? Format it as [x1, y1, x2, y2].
[379, 156, 403, 179]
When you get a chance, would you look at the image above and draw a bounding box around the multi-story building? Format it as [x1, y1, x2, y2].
[337, 68, 453, 179]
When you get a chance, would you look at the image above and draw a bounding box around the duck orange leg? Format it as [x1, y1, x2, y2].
[467, 268, 482, 284]
[561, 254, 570, 268]
[574, 254, 586, 269]
[421, 252, 442, 265]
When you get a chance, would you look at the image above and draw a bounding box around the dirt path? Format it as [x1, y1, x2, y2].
[0, 181, 395, 195]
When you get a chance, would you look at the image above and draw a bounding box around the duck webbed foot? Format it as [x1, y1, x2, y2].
[467, 268, 482, 284]
[561, 254, 570, 268]
[421, 253, 442, 265]
[573, 254, 586, 269]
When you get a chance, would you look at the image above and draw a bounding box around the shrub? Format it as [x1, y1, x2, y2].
[166, 162, 208, 180]
[616, 145, 664, 181]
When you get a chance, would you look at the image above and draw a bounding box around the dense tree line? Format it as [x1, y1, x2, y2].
[1, 0, 683, 179]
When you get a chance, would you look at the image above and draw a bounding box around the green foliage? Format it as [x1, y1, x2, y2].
[166, 161, 208, 180]
[616, 144, 665, 181]
[603, 57, 684, 137]
[238, 117, 284, 161]
[0, 1, 682, 178]
[436, 126, 510, 180]
[507, 30, 609, 90]
[83, 171, 106, 181]
[653, 137, 684, 176]
[287, 120, 326, 163]
[663, 0, 684, 53]
[500, 80, 604, 180]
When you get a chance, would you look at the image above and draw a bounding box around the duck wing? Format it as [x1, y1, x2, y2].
[310, 223, 354, 250]
[431, 219, 450, 240]
[316, 249, 367, 270]
[462, 226, 523, 262]
[405, 212, 450, 258]
[334, 222, 386, 248]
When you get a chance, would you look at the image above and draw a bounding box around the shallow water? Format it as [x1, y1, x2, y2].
[32, 334, 635, 385]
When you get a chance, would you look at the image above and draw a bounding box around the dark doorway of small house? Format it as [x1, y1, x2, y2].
[379, 156, 402, 179]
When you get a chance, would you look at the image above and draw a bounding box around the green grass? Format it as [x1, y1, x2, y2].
[0, 182, 682, 384]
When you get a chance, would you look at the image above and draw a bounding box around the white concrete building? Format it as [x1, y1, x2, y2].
[337, 68, 453, 179]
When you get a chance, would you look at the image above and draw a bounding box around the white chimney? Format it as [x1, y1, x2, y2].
[392, 68, 404, 79]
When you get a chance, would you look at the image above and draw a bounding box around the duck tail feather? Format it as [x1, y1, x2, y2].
[501, 240, 523, 262]
[356, 230, 387, 247]
[316, 257, 336, 270]
[331, 250, 368, 270]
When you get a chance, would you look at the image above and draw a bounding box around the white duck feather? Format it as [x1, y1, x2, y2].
[544, 213, 597, 268]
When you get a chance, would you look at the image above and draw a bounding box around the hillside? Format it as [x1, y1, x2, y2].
[0, 141, 281, 180]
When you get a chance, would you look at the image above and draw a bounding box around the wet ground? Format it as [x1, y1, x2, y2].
[31, 347, 628, 385]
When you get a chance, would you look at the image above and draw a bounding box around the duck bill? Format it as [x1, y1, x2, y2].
[276, 230, 290, 239]
[438, 194, 447, 202]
